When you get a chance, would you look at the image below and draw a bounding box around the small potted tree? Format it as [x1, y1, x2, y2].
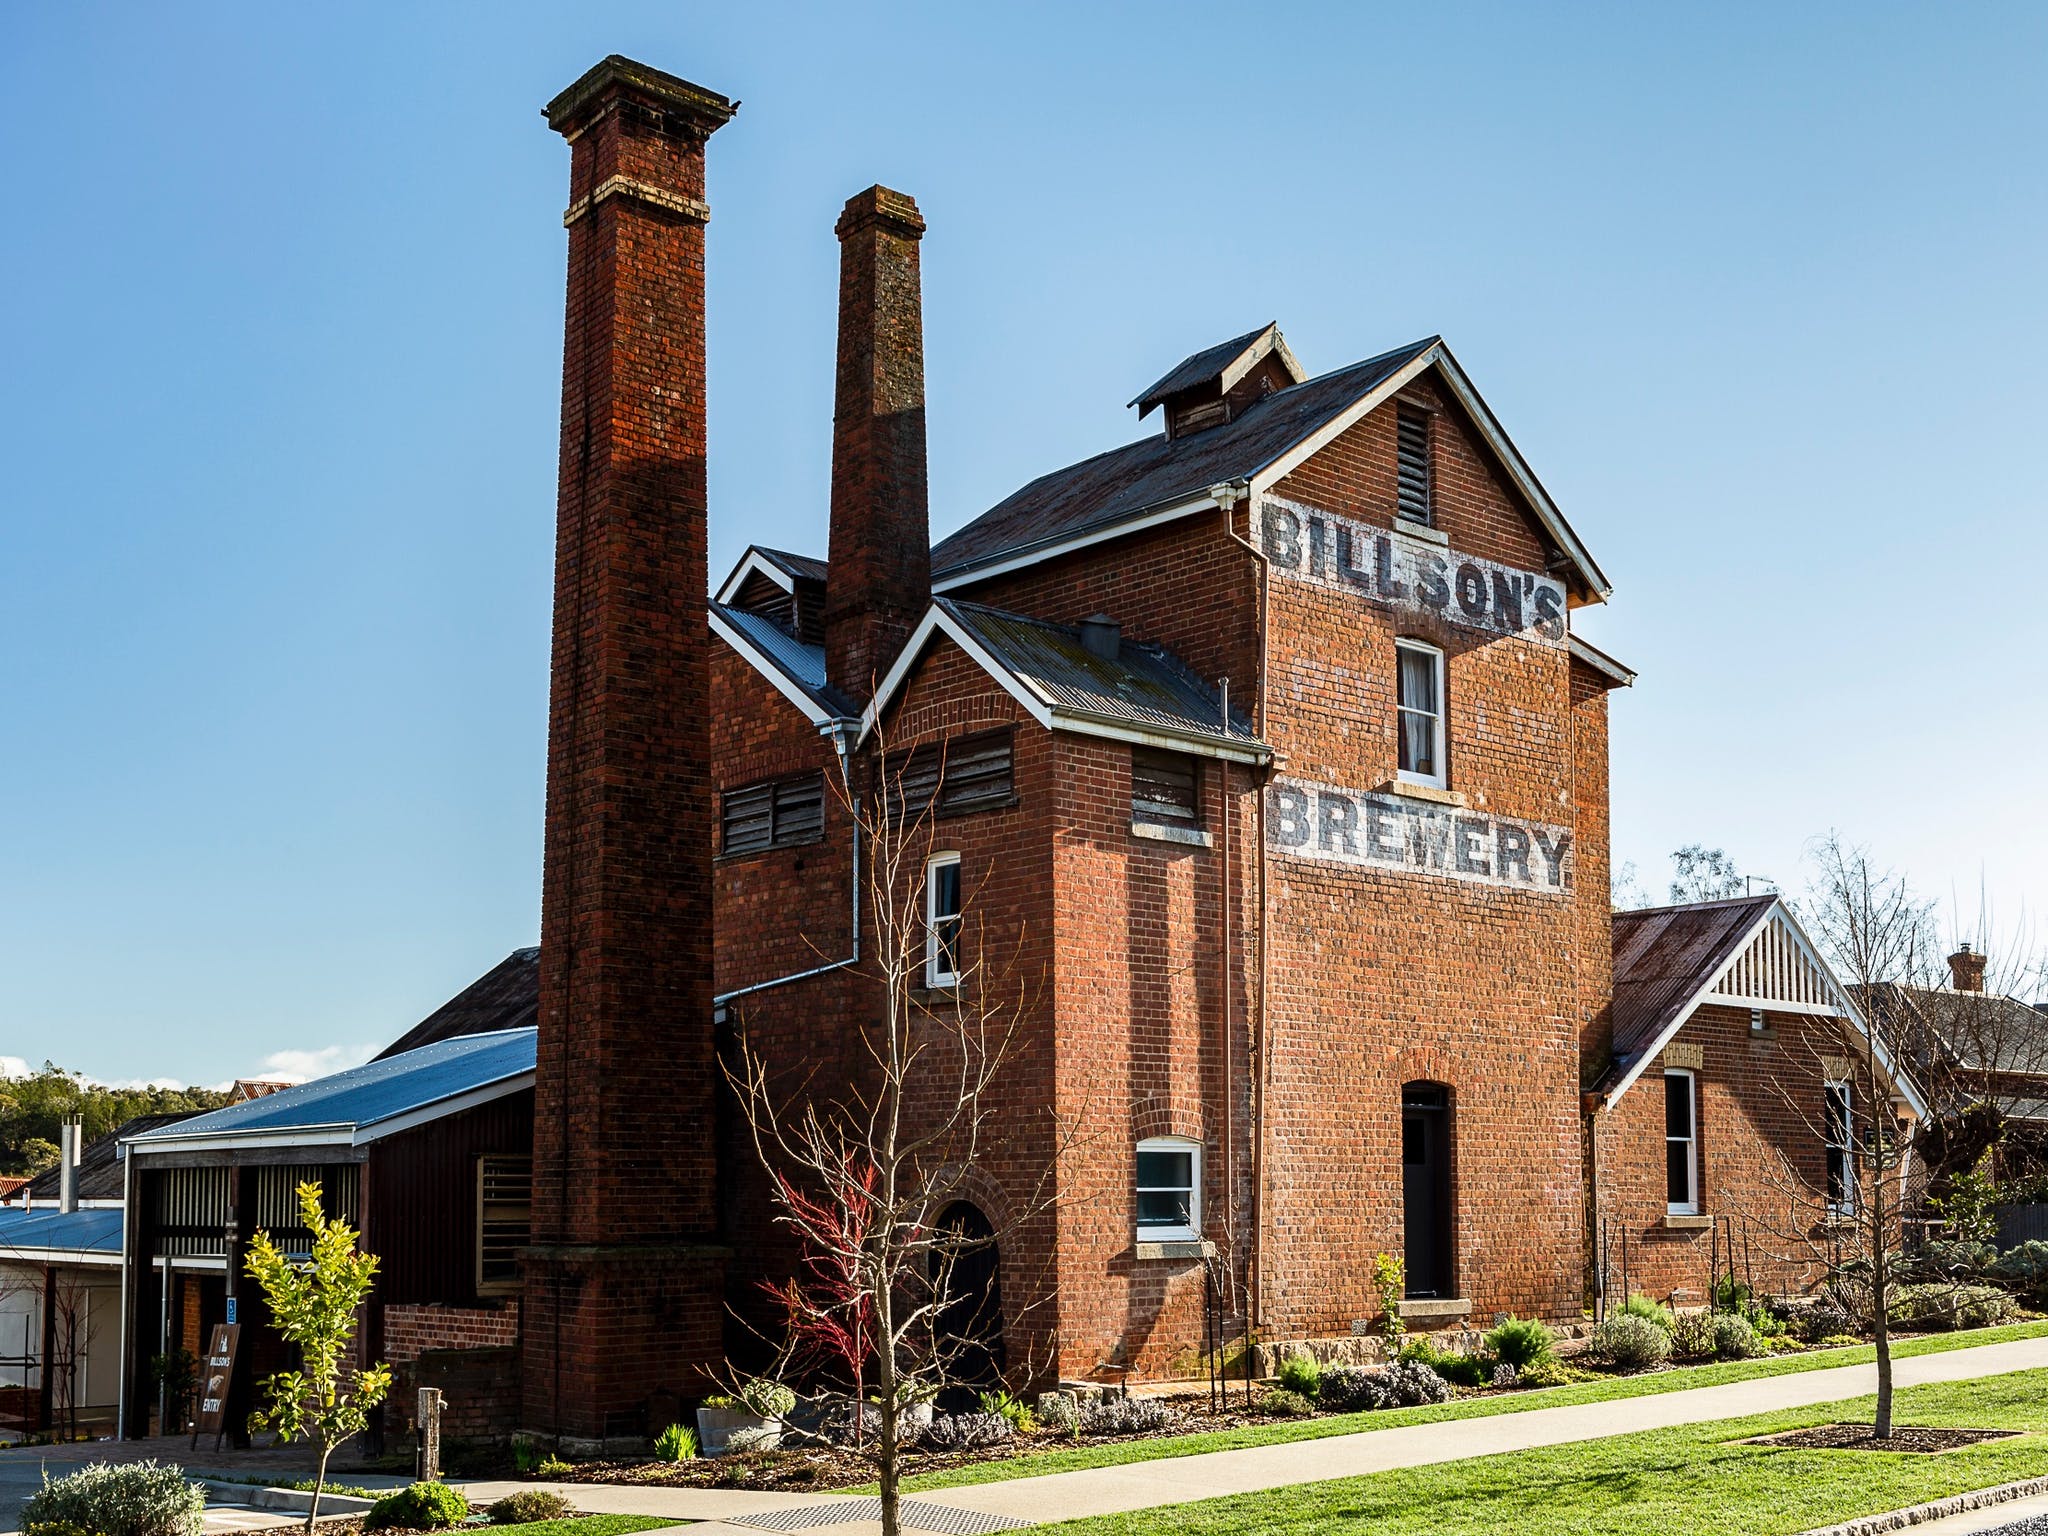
[696, 1377, 796, 1457]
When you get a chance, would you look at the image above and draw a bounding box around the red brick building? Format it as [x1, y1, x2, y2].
[1590, 896, 1928, 1308]
[513, 52, 1935, 1439]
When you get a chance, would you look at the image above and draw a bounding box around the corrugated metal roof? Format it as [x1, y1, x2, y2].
[940, 598, 1262, 750]
[378, 947, 539, 1060]
[932, 340, 1436, 579]
[0, 1206, 124, 1258]
[126, 1029, 536, 1146]
[1608, 896, 1777, 1079]
[712, 602, 858, 721]
[1887, 984, 2048, 1077]
[756, 547, 828, 585]
[1130, 324, 1277, 410]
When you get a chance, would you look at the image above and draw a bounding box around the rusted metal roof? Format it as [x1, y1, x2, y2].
[1130, 324, 1282, 412]
[932, 340, 1436, 580]
[1606, 896, 1777, 1087]
[938, 598, 1262, 753]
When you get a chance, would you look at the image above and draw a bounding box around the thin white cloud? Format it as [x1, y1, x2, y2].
[0, 1056, 29, 1079]
[252, 1043, 377, 1085]
[100, 1076, 193, 1091]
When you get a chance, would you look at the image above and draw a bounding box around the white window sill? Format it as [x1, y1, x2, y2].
[1134, 1238, 1213, 1261]
[1130, 821, 1213, 848]
[1380, 779, 1467, 809]
[1391, 518, 1449, 547]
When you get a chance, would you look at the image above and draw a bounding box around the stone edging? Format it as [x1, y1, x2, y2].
[197, 1480, 377, 1516]
[1796, 1474, 2048, 1536]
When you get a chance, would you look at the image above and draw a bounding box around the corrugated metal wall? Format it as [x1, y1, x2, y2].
[368, 1090, 534, 1306]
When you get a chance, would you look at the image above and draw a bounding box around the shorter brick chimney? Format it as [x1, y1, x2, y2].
[1949, 943, 1987, 993]
[824, 186, 930, 701]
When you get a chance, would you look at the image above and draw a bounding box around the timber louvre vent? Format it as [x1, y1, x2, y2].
[722, 773, 827, 855]
[729, 1498, 1030, 1533]
[1396, 402, 1432, 524]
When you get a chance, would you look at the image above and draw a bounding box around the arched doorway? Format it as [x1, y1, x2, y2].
[1401, 1082, 1454, 1298]
[930, 1201, 1005, 1407]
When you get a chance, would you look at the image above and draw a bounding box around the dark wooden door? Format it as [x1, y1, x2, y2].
[1402, 1085, 1452, 1298]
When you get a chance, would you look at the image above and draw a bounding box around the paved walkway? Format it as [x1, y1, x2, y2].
[450, 1333, 2048, 1534]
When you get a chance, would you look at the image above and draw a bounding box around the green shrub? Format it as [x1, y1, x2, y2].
[1766, 1334, 1807, 1352]
[535, 1453, 575, 1477]
[1256, 1386, 1316, 1417]
[1395, 1338, 1484, 1386]
[1816, 1332, 1863, 1348]
[1590, 1313, 1672, 1370]
[1909, 1239, 1998, 1283]
[1275, 1351, 1323, 1398]
[1618, 1294, 1674, 1333]
[734, 1378, 798, 1419]
[1371, 1253, 1407, 1342]
[977, 1390, 1035, 1432]
[365, 1482, 470, 1530]
[1668, 1310, 1715, 1360]
[1712, 1312, 1764, 1359]
[488, 1490, 570, 1525]
[1991, 1241, 2048, 1304]
[652, 1421, 698, 1462]
[21, 1462, 204, 1536]
[1888, 1282, 2015, 1330]
[1517, 1357, 1572, 1388]
[1485, 1315, 1556, 1368]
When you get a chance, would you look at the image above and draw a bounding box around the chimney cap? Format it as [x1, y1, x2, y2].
[545, 55, 737, 137]
[837, 185, 927, 241]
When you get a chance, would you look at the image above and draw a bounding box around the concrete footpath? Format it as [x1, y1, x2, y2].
[450, 1333, 2048, 1534]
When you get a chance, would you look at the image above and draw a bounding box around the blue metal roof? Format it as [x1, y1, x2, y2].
[125, 1028, 536, 1147]
[711, 602, 858, 720]
[0, 1206, 124, 1259]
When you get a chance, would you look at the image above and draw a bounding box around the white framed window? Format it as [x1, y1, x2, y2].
[1135, 1137, 1201, 1241]
[924, 852, 963, 988]
[1664, 1069, 1699, 1215]
[1395, 640, 1446, 788]
[1824, 1080, 1855, 1216]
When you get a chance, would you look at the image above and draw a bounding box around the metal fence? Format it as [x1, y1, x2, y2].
[1994, 1204, 2048, 1248]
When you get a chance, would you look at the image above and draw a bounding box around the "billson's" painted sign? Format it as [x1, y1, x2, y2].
[1267, 778, 1574, 894]
[1260, 496, 1567, 648]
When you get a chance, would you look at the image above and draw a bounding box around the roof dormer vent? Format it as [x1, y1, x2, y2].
[1131, 322, 1305, 440]
[1079, 613, 1122, 661]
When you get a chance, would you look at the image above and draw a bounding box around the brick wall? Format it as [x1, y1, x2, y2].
[384, 1302, 520, 1364]
[1594, 1004, 1862, 1305]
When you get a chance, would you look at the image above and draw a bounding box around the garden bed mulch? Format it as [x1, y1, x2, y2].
[1749, 1423, 2022, 1454]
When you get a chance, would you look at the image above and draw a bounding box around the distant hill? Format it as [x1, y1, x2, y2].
[0, 1063, 235, 1178]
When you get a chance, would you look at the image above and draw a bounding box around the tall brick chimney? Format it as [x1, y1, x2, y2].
[823, 186, 931, 701]
[1949, 943, 1987, 993]
[525, 55, 733, 1446]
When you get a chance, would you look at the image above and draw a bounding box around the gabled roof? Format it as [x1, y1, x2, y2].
[861, 597, 1268, 765]
[713, 545, 828, 605]
[0, 1206, 124, 1264]
[933, 337, 1611, 602]
[710, 602, 859, 727]
[1601, 895, 1928, 1117]
[1131, 323, 1306, 416]
[1879, 983, 2048, 1080]
[124, 1029, 536, 1156]
[1569, 634, 1636, 687]
[19, 1113, 192, 1204]
[378, 946, 539, 1059]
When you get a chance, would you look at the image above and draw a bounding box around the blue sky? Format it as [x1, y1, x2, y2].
[5, 4, 2045, 1086]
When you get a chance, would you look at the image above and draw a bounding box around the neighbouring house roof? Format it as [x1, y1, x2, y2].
[125, 1029, 537, 1156]
[1882, 984, 2048, 1081]
[232, 1079, 292, 1101]
[930, 335, 1611, 601]
[1130, 322, 1306, 415]
[713, 545, 829, 605]
[17, 1114, 194, 1205]
[0, 1206, 124, 1265]
[1601, 895, 1929, 1117]
[378, 946, 541, 1059]
[861, 597, 1268, 765]
[709, 602, 859, 727]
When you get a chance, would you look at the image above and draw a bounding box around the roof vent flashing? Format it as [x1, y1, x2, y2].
[1080, 613, 1122, 661]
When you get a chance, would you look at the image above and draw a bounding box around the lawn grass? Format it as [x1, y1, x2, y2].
[496, 1519, 677, 1536]
[893, 1317, 2048, 1492]
[1039, 1367, 2048, 1534]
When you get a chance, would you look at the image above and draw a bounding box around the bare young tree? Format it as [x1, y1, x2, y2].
[1754, 835, 1934, 1438]
[724, 735, 1075, 1536]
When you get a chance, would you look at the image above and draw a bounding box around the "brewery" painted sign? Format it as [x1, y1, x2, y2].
[1260, 496, 1567, 648]
[1268, 777, 1574, 894]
